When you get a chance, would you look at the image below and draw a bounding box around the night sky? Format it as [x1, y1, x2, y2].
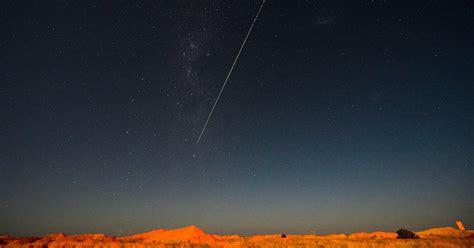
[2, 0, 473, 236]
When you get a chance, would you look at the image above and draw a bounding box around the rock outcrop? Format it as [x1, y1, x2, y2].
[1, 226, 473, 247]
[396, 229, 419, 239]
[120, 225, 217, 244]
[416, 227, 466, 238]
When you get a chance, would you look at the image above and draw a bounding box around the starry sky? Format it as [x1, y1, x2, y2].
[1, 0, 473, 236]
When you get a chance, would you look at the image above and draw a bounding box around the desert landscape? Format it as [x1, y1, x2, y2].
[1, 225, 473, 248]
[3, 1, 473, 248]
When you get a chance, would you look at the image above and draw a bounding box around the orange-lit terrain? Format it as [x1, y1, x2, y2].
[2, 225, 473, 247]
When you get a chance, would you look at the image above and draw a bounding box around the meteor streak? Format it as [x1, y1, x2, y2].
[196, 0, 266, 144]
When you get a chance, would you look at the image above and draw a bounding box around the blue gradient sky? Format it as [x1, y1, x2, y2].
[1, 0, 473, 236]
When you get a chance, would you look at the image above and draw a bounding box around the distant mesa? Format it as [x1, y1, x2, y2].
[120, 225, 217, 244]
[39, 233, 66, 242]
[416, 227, 465, 239]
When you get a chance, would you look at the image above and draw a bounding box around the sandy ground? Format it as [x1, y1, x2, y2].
[2, 225, 473, 247]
